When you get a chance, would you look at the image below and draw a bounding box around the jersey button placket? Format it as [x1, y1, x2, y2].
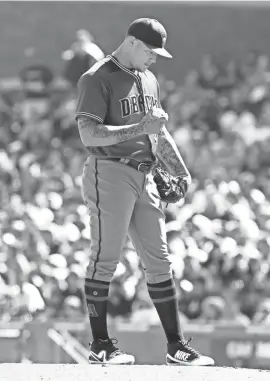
[135, 73, 155, 193]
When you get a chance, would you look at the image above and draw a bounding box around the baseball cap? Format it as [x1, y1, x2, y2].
[127, 18, 172, 59]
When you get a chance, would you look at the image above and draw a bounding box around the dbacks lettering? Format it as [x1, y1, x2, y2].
[119, 94, 158, 118]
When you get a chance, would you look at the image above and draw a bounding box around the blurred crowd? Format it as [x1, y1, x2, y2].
[1, 39, 270, 327]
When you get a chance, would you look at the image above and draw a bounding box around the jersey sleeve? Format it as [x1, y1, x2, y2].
[76, 72, 108, 123]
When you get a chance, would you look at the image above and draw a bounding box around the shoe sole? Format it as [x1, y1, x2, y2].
[167, 362, 214, 366]
[89, 360, 135, 365]
[166, 354, 215, 366]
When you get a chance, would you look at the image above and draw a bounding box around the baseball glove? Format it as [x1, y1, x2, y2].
[153, 167, 189, 204]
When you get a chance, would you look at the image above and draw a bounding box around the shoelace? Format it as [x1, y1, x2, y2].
[96, 338, 124, 358]
[181, 337, 201, 356]
[109, 349, 125, 358]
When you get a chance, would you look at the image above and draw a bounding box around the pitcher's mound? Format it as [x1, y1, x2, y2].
[1, 364, 270, 381]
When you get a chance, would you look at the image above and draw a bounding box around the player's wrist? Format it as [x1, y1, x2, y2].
[176, 175, 191, 195]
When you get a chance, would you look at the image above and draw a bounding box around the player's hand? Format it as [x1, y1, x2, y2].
[151, 107, 169, 122]
[140, 107, 169, 135]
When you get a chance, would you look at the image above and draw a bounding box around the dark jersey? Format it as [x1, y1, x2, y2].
[76, 55, 160, 161]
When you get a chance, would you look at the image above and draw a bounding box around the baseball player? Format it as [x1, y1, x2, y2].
[76, 18, 215, 366]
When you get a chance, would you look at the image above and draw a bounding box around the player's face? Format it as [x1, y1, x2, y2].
[131, 39, 158, 72]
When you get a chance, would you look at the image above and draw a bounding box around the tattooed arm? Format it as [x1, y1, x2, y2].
[77, 110, 165, 147]
[157, 126, 191, 181]
[77, 116, 144, 147]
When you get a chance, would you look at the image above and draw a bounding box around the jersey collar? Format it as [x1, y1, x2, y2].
[108, 55, 137, 77]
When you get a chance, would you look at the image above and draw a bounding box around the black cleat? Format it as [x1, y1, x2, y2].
[89, 338, 135, 365]
[166, 337, 215, 366]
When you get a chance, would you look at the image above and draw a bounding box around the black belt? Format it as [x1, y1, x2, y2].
[107, 158, 156, 174]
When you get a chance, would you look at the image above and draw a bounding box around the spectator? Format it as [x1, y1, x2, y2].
[194, 296, 250, 326]
[252, 299, 270, 324]
[62, 29, 105, 88]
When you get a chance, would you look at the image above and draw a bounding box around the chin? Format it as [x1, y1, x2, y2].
[135, 64, 148, 73]
[140, 65, 149, 72]
[134, 65, 143, 72]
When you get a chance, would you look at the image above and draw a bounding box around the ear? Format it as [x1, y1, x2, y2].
[126, 35, 136, 47]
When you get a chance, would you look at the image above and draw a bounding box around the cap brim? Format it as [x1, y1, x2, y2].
[150, 46, 173, 59]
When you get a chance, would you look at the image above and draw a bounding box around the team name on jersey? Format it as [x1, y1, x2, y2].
[119, 94, 158, 118]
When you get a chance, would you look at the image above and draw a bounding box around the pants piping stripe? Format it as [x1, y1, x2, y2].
[92, 158, 101, 280]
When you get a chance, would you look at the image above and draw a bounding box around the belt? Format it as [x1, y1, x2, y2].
[108, 158, 155, 174]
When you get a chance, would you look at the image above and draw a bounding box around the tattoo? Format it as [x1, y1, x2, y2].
[156, 156, 169, 172]
[77, 114, 156, 146]
[77, 115, 99, 133]
[157, 126, 190, 178]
